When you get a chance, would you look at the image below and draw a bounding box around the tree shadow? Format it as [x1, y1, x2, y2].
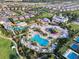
[9, 54, 17, 59]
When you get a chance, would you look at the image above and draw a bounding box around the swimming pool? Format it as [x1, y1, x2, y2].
[14, 27, 25, 31]
[67, 52, 79, 59]
[10, 26, 26, 31]
[75, 37, 79, 43]
[70, 43, 79, 52]
[31, 34, 49, 46]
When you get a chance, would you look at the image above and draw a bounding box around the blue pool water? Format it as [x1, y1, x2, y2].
[71, 43, 79, 51]
[75, 37, 79, 43]
[31, 34, 49, 46]
[67, 52, 79, 59]
[14, 27, 25, 31]
[10, 26, 25, 31]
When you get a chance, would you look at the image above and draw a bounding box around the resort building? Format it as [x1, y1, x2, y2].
[1, 1, 79, 59]
[42, 18, 50, 23]
[52, 14, 68, 23]
[1, 13, 69, 53]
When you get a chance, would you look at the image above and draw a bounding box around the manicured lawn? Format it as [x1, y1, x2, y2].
[25, 12, 54, 21]
[37, 12, 53, 18]
[69, 23, 79, 30]
[70, 10, 79, 15]
[0, 38, 11, 59]
[50, 54, 55, 59]
[64, 10, 79, 15]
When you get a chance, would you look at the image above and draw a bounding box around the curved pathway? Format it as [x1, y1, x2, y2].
[0, 35, 23, 59]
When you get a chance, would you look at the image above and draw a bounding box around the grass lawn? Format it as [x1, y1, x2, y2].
[24, 12, 54, 22]
[37, 12, 54, 18]
[0, 38, 11, 59]
[50, 54, 55, 59]
[64, 10, 79, 15]
[69, 23, 79, 30]
[70, 10, 79, 15]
